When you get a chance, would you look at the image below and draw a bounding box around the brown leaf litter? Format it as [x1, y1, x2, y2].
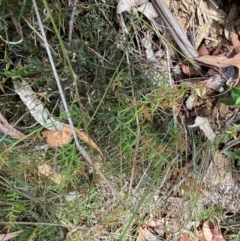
[42, 124, 104, 156]
[0, 112, 25, 139]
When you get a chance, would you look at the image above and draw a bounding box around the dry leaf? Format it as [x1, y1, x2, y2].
[203, 222, 213, 241]
[195, 86, 207, 97]
[203, 74, 225, 92]
[185, 94, 195, 110]
[135, 218, 162, 241]
[140, 107, 153, 122]
[14, 80, 63, 131]
[196, 53, 240, 70]
[182, 62, 199, 76]
[231, 31, 240, 54]
[75, 128, 104, 157]
[0, 231, 22, 241]
[42, 124, 104, 156]
[136, 225, 156, 241]
[179, 234, 189, 241]
[202, 219, 226, 241]
[38, 163, 63, 184]
[144, 218, 164, 228]
[141, 31, 155, 61]
[198, 44, 209, 56]
[188, 116, 216, 142]
[194, 229, 204, 241]
[136, 226, 148, 241]
[212, 42, 221, 55]
[117, 0, 148, 14]
[42, 124, 72, 148]
[0, 112, 25, 139]
[137, 2, 158, 19]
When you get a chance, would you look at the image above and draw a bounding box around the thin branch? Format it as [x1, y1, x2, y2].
[126, 52, 141, 195]
[0, 221, 71, 228]
[68, 0, 79, 44]
[0, 35, 23, 44]
[152, 0, 198, 59]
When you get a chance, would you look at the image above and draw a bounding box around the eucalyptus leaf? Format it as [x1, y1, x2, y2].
[220, 97, 236, 106]
[235, 97, 240, 106]
[231, 87, 240, 100]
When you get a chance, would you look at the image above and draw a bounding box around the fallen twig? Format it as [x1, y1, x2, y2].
[152, 0, 198, 59]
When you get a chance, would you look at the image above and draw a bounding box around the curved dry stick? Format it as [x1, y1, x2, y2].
[152, 0, 198, 59]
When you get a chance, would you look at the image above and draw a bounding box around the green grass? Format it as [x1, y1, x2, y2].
[0, 0, 239, 240]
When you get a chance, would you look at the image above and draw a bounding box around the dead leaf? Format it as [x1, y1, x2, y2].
[188, 116, 216, 142]
[42, 124, 104, 156]
[212, 42, 221, 56]
[231, 31, 240, 54]
[42, 124, 72, 148]
[196, 53, 240, 70]
[38, 163, 64, 184]
[203, 222, 213, 241]
[182, 62, 199, 76]
[117, 0, 148, 14]
[0, 112, 25, 139]
[136, 226, 148, 241]
[198, 44, 209, 56]
[14, 80, 63, 131]
[144, 218, 164, 228]
[179, 234, 189, 241]
[195, 86, 207, 97]
[135, 218, 163, 241]
[185, 94, 195, 110]
[202, 219, 226, 241]
[194, 229, 205, 241]
[74, 128, 104, 157]
[213, 218, 225, 241]
[182, 43, 209, 76]
[137, 2, 158, 19]
[202, 74, 225, 92]
[0, 231, 22, 241]
[140, 106, 153, 122]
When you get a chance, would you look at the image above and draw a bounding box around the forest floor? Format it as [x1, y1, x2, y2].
[0, 0, 239, 240]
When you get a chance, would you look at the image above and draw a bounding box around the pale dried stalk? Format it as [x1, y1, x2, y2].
[68, 0, 79, 44]
[152, 0, 198, 59]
